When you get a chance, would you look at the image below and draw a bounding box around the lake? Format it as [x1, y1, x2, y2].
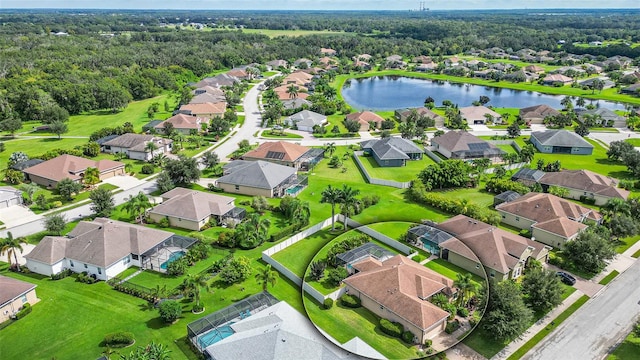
[341, 76, 627, 111]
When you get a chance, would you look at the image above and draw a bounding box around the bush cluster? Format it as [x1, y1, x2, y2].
[323, 298, 334, 309]
[379, 318, 404, 338]
[579, 195, 597, 205]
[269, 224, 297, 242]
[14, 303, 32, 320]
[141, 164, 155, 174]
[103, 332, 135, 347]
[77, 271, 98, 284]
[109, 281, 157, 302]
[167, 257, 188, 276]
[457, 307, 469, 318]
[485, 178, 531, 195]
[445, 319, 461, 334]
[408, 181, 501, 225]
[325, 234, 370, 267]
[402, 330, 415, 344]
[51, 268, 72, 280]
[340, 294, 362, 308]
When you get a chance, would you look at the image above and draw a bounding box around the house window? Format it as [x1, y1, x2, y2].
[490, 270, 495, 278]
[235, 185, 240, 191]
[21, 295, 27, 303]
[70, 260, 74, 267]
[97, 268, 102, 274]
[84, 264, 88, 269]
[501, 215, 505, 219]
[132, 254, 139, 260]
[516, 217, 520, 221]
[475, 264, 480, 269]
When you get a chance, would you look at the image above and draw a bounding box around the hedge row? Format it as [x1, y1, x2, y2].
[379, 318, 404, 338]
[14, 303, 31, 320]
[51, 268, 72, 280]
[485, 178, 531, 195]
[110, 282, 156, 303]
[340, 294, 361, 308]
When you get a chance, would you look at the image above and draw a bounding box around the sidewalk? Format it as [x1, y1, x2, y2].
[490, 290, 585, 360]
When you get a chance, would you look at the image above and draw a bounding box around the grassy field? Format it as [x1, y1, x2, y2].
[365, 221, 416, 241]
[212, 27, 352, 38]
[303, 293, 418, 360]
[0, 137, 88, 168]
[615, 235, 640, 254]
[357, 153, 434, 182]
[271, 228, 340, 277]
[507, 295, 590, 360]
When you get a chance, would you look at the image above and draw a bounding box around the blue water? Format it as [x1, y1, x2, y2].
[286, 185, 305, 195]
[341, 76, 627, 111]
[198, 323, 236, 348]
[160, 251, 185, 270]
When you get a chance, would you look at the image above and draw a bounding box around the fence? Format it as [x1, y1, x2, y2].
[423, 147, 443, 163]
[352, 151, 411, 189]
[355, 226, 412, 255]
[263, 216, 336, 256]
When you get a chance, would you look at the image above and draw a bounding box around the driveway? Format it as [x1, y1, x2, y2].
[544, 263, 603, 297]
[0, 205, 42, 229]
[102, 175, 146, 191]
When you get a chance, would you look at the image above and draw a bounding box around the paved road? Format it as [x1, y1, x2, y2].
[523, 259, 640, 360]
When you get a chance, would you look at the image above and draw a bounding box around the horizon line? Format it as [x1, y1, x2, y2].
[2, 7, 640, 11]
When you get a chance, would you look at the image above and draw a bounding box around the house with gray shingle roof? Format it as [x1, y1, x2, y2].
[540, 169, 629, 206]
[216, 160, 301, 198]
[530, 130, 594, 155]
[575, 108, 627, 128]
[431, 131, 505, 162]
[102, 133, 173, 161]
[360, 137, 424, 167]
[148, 188, 245, 231]
[24, 218, 190, 280]
[285, 110, 327, 132]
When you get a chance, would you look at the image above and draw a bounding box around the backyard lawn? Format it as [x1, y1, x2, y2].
[271, 228, 339, 277]
[0, 137, 87, 167]
[365, 221, 416, 241]
[357, 153, 435, 182]
[303, 293, 418, 360]
[424, 258, 485, 285]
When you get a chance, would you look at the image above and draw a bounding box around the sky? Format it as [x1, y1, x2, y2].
[2, 0, 639, 10]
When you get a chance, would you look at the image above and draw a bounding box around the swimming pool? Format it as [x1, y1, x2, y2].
[286, 184, 305, 195]
[197, 323, 236, 348]
[160, 251, 186, 270]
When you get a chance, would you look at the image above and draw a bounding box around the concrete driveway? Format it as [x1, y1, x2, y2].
[0, 205, 42, 229]
[544, 263, 603, 297]
[102, 175, 146, 190]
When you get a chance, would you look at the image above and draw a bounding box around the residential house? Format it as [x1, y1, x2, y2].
[189, 296, 365, 360]
[415, 62, 438, 72]
[542, 74, 573, 85]
[353, 60, 372, 70]
[395, 107, 445, 127]
[385, 55, 406, 69]
[194, 73, 240, 88]
[226, 68, 249, 80]
[431, 131, 505, 162]
[190, 92, 226, 105]
[575, 108, 627, 128]
[496, 192, 597, 248]
[155, 114, 207, 135]
[102, 133, 173, 161]
[437, 215, 550, 280]
[459, 106, 502, 124]
[266, 59, 288, 69]
[539, 170, 630, 206]
[360, 137, 424, 167]
[0, 186, 23, 208]
[320, 48, 337, 56]
[530, 130, 594, 155]
[179, 102, 227, 119]
[282, 98, 312, 110]
[524, 65, 545, 74]
[519, 104, 560, 124]
[0, 276, 38, 323]
[511, 167, 546, 187]
[215, 160, 302, 198]
[293, 58, 313, 68]
[274, 84, 309, 101]
[578, 78, 615, 90]
[285, 110, 327, 132]
[193, 86, 225, 96]
[621, 83, 640, 95]
[345, 111, 385, 131]
[407, 223, 456, 255]
[148, 188, 245, 231]
[493, 191, 521, 206]
[318, 57, 338, 70]
[343, 255, 454, 343]
[242, 141, 324, 170]
[445, 56, 460, 66]
[142, 120, 164, 133]
[413, 55, 433, 64]
[22, 154, 125, 188]
[282, 71, 314, 86]
[24, 218, 192, 280]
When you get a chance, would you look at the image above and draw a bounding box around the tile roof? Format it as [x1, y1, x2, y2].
[243, 141, 310, 163]
[438, 215, 545, 274]
[540, 170, 629, 200]
[459, 106, 501, 121]
[519, 104, 560, 119]
[22, 155, 124, 183]
[543, 74, 573, 83]
[396, 107, 444, 121]
[531, 130, 594, 148]
[343, 255, 453, 331]
[150, 188, 236, 222]
[217, 160, 296, 190]
[0, 275, 36, 307]
[195, 73, 240, 88]
[25, 218, 174, 268]
[179, 102, 227, 116]
[345, 111, 384, 126]
[156, 114, 203, 130]
[190, 92, 226, 104]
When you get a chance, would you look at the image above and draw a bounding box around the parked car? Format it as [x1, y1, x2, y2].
[557, 271, 577, 285]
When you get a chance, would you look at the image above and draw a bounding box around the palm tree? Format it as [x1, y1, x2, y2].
[339, 184, 360, 230]
[255, 264, 278, 292]
[181, 273, 209, 310]
[321, 185, 342, 231]
[324, 142, 336, 157]
[286, 84, 298, 99]
[454, 273, 477, 308]
[123, 192, 152, 223]
[152, 154, 168, 168]
[1, 232, 24, 271]
[173, 133, 186, 150]
[83, 167, 100, 186]
[292, 200, 311, 228]
[21, 183, 40, 205]
[145, 141, 159, 157]
[324, 87, 337, 100]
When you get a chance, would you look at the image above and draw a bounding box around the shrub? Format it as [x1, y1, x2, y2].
[323, 298, 334, 309]
[412, 254, 425, 263]
[445, 320, 461, 334]
[469, 312, 481, 328]
[103, 332, 135, 347]
[51, 268, 72, 280]
[457, 307, 469, 318]
[192, 303, 204, 312]
[402, 330, 415, 344]
[218, 256, 252, 285]
[77, 271, 98, 284]
[379, 318, 404, 338]
[158, 300, 182, 323]
[167, 257, 188, 276]
[326, 267, 348, 287]
[340, 294, 362, 308]
[141, 164, 155, 174]
[519, 229, 531, 238]
[424, 339, 433, 348]
[14, 303, 32, 320]
[579, 195, 597, 205]
[158, 217, 170, 228]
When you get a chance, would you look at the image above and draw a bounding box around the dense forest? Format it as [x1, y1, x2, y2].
[1, 9, 639, 122]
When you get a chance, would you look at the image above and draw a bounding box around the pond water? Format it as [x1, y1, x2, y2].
[341, 76, 627, 111]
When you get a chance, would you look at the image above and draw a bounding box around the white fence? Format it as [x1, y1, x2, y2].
[356, 226, 412, 255]
[352, 151, 411, 189]
[263, 216, 336, 256]
[423, 147, 443, 163]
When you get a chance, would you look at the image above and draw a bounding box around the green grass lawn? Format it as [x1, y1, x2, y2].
[507, 295, 590, 360]
[632, 249, 640, 258]
[598, 270, 620, 285]
[0, 137, 88, 167]
[424, 258, 485, 284]
[269, 228, 339, 277]
[357, 153, 435, 182]
[625, 138, 640, 147]
[303, 293, 418, 360]
[497, 143, 518, 154]
[260, 130, 304, 139]
[615, 235, 640, 254]
[608, 327, 640, 360]
[365, 221, 416, 241]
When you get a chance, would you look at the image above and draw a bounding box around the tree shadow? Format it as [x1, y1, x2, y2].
[145, 316, 171, 329]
